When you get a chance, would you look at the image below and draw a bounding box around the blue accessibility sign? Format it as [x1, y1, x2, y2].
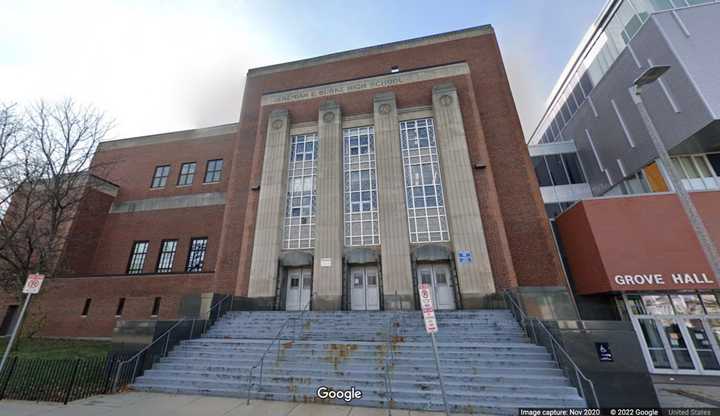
[458, 251, 472, 264]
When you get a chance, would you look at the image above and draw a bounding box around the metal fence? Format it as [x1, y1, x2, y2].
[0, 353, 129, 404]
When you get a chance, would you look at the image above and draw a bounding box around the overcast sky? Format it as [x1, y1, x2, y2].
[0, 0, 604, 140]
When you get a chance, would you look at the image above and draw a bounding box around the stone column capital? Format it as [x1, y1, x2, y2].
[319, 100, 341, 125]
[432, 82, 458, 96]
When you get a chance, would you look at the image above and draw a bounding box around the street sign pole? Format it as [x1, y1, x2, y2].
[430, 331, 450, 416]
[0, 292, 32, 375]
[419, 283, 450, 416]
[0, 273, 45, 375]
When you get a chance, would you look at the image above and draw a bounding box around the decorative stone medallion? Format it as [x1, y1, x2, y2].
[322, 111, 335, 123]
[271, 119, 284, 130]
[378, 103, 391, 115]
[439, 94, 453, 107]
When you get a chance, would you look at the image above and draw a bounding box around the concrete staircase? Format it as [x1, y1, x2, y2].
[132, 310, 586, 414]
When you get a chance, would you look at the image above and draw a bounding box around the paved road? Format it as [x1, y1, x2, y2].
[0, 392, 470, 416]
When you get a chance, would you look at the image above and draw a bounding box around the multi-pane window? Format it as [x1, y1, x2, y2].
[283, 134, 318, 249]
[545, 201, 576, 220]
[156, 240, 178, 273]
[127, 241, 149, 274]
[186, 237, 208, 272]
[671, 153, 720, 191]
[151, 165, 170, 188]
[177, 162, 196, 186]
[532, 153, 586, 187]
[204, 159, 223, 183]
[400, 118, 450, 243]
[343, 127, 379, 246]
[531, 0, 702, 145]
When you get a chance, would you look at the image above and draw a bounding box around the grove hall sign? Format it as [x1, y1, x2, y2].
[612, 272, 717, 290]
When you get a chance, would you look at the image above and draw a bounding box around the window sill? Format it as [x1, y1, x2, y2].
[176, 184, 193, 188]
[202, 181, 221, 186]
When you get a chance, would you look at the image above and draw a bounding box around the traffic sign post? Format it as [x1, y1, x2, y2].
[419, 284, 450, 416]
[0, 274, 45, 375]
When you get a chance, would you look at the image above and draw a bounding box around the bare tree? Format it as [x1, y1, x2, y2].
[0, 103, 24, 220]
[0, 99, 112, 299]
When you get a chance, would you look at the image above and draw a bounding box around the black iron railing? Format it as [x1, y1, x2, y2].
[0, 353, 130, 404]
[503, 290, 599, 408]
[111, 294, 233, 392]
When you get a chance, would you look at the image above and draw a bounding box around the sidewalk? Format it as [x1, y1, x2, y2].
[0, 392, 472, 416]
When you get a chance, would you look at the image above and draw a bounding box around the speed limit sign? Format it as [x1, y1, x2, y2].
[22, 274, 45, 294]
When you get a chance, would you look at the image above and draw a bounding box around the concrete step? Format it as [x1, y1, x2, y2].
[165, 352, 559, 369]
[181, 338, 545, 352]
[142, 368, 578, 394]
[132, 378, 586, 411]
[169, 348, 553, 361]
[132, 309, 585, 412]
[153, 360, 565, 377]
[144, 365, 572, 386]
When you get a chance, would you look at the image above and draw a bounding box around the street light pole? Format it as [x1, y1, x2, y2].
[630, 66, 720, 281]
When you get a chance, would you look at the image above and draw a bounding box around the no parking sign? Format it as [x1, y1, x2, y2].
[419, 284, 438, 334]
[22, 274, 45, 294]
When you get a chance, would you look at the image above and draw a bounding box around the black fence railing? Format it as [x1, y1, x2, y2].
[0, 352, 131, 404]
[112, 294, 233, 392]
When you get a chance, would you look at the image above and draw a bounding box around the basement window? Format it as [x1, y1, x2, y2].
[81, 298, 92, 317]
[115, 298, 126, 317]
[151, 297, 161, 317]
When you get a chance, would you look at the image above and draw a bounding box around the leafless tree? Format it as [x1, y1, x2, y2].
[0, 99, 113, 299]
[0, 103, 24, 219]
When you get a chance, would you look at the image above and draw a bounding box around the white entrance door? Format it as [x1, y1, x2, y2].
[417, 263, 455, 310]
[626, 294, 720, 375]
[286, 268, 312, 311]
[350, 266, 380, 311]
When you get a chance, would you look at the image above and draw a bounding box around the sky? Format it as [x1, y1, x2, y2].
[0, 0, 604, 141]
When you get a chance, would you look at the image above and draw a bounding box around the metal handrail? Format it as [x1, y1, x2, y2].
[294, 291, 314, 340]
[111, 294, 233, 392]
[245, 315, 294, 404]
[246, 291, 314, 403]
[383, 311, 399, 415]
[503, 290, 600, 408]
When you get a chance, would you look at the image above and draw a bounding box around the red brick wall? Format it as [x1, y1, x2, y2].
[222, 30, 562, 295]
[0, 274, 212, 338]
[89, 205, 225, 275]
[90, 133, 234, 203]
[61, 188, 116, 275]
[556, 193, 720, 294]
[0, 132, 237, 338]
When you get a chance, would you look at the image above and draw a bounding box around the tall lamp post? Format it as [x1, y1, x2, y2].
[631, 65, 720, 281]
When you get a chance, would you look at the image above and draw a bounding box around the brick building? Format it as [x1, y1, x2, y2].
[0, 26, 569, 338]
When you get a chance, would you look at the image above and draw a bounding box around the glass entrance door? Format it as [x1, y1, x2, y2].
[350, 266, 380, 311]
[626, 293, 720, 375]
[417, 263, 455, 310]
[286, 268, 312, 311]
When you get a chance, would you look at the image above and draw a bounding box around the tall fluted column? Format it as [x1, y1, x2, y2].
[432, 83, 495, 307]
[373, 92, 414, 310]
[312, 101, 344, 310]
[247, 109, 291, 302]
